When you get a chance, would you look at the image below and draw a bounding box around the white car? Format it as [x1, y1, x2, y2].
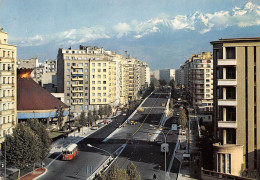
[91, 126, 98, 130]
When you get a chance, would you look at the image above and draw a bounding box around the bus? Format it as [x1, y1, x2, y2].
[62, 143, 78, 160]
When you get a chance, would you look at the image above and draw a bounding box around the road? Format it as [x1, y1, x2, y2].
[40, 88, 181, 180]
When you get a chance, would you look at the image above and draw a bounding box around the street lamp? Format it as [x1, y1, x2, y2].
[87, 144, 113, 157]
[4, 126, 14, 180]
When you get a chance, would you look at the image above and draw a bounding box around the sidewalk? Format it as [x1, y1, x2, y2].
[174, 118, 201, 180]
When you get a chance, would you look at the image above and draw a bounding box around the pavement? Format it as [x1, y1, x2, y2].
[175, 117, 201, 180]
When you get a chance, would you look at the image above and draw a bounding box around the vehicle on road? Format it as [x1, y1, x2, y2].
[91, 126, 98, 130]
[62, 144, 78, 160]
[130, 120, 137, 125]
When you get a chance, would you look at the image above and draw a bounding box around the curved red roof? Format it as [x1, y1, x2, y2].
[17, 68, 68, 111]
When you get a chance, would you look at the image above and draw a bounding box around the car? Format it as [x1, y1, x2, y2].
[122, 113, 126, 116]
[91, 126, 98, 130]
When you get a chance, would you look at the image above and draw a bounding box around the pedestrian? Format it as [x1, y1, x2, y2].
[153, 173, 156, 180]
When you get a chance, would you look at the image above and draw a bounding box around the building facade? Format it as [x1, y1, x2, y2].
[211, 38, 260, 178]
[57, 45, 149, 116]
[0, 27, 17, 145]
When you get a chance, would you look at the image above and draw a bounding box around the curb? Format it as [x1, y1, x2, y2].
[34, 168, 48, 180]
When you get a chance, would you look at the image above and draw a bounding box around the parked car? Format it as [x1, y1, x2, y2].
[91, 126, 98, 130]
[156, 140, 163, 145]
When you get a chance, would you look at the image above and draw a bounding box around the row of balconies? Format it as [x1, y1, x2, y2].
[0, 57, 15, 63]
[0, 109, 15, 116]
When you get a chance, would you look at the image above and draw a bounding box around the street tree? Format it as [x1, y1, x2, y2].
[169, 79, 175, 89]
[93, 109, 99, 121]
[57, 105, 64, 130]
[127, 162, 141, 180]
[159, 79, 167, 86]
[169, 98, 174, 109]
[108, 105, 112, 115]
[79, 111, 88, 126]
[149, 82, 155, 91]
[87, 111, 95, 126]
[26, 119, 51, 160]
[106, 165, 130, 180]
[151, 78, 160, 87]
[2, 123, 41, 169]
[98, 106, 105, 118]
[178, 108, 187, 128]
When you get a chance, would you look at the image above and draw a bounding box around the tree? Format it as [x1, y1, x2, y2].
[105, 165, 130, 180]
[127, 162, 141, 180]
[178, 108, 187, 128]
[169, 79, 175, 89]
[98, 106, 105, 118]
[26, 119, 51, 160]
[79, 111, 88, 126]
[93, 109, 99, 121]
[151, 78, 159, 87]
[149, 82, 155, 91]
[57, 105, 64, 130]
[87, 111, 95, 126]
[2, 123, 41, 169]
[169, 98, 174, 109]
[108, 105, 112, 115]
[159, 79, 167, 86]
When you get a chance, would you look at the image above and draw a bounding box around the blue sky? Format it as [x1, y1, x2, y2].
[0, 0, 260, 70]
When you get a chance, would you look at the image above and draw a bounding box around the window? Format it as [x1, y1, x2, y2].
[85, 63, 88, 66]
[98, 81, 101, 84]
[226, 47, 236, 59]
[67, 100, 70, 103]
[92, 81, 95, 84]
[98, 75, 101, 78]
[85, 81, 88, 84]
[103, 87, 106, 90]
[67, 87, 70, 90]
[67, 63, 70, 66]
[92, 63, 95, 67]
[92, 87, 95, 90]
[92, 93, 95, 96]
[98, 69, 101, 72]
[67, 75, 70, 79]
[79, 63, 83, 66]
[98, 63, 101, 66]
[85, 87, 88, 90]
[92, 69, 95, 72]
[66, 69, 70, 72]
[79, 106, 83, 110]
[98, 93, 101, 96]
[98, 99, 101, 102]
[85, 93, 88, 96]
[85, 69, 88, 73]
[103, 63, 106, 66]
[66, 81, 70, 85]
[92, 75, 95, 78]
[103, 98, 106, 102]
[98, 87, 101, 90]
[85, 106, 88, 110]
[67, 93, 70, 96]
[103, 93, 106, 96]
[103, 75, 106, 78]
[103, 69, 106, 72]
[92, 99, 95, 103]
[85, 75, 88, 78]
[103, 81, 106, 84]
[222, 154, 226, 173]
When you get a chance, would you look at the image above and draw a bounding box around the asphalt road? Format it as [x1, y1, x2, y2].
[40, 111, 128, 180]
[40, 89, 181, 180]
[106, 89, 181, 180]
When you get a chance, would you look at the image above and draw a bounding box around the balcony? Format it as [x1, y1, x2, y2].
[0, 70, 15, 76]
[0, 96, 15, 102]
[71, 77, 83, 81]
[72, 66, 83, 69]
[0, 109, 15, 116]
[218, 99, 237, 106]
[218, 121, 237, 128]
[0, 57, 15, 63]
[71, 89, 84, 93]
[217, 59, 236, 66]
[72, 96, 84, 99]
[218, 79, 237, 86]
[71, 71, 83, 75]
[71, 84, 84, 87]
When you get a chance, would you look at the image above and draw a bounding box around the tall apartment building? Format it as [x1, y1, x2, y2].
[0, 27, 17, 145]
[175, 64, 185, 88]
[188, 52, 213, 112]
[160, 69, 175, 83]
[128, 58, 141, 101]
[140, 62, 150, 90]
[211, 38, 260, 178]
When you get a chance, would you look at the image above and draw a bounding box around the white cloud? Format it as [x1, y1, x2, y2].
[113, 22, 132, 38]
[10, 27, 110, 47]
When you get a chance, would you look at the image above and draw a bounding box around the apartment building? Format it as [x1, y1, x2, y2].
[188, 52, 213, 112]
[211, 38, 260, 178]
[128, 58, 141, 101]
[0, 28, 17, 145]
[140, 62, 150, 90]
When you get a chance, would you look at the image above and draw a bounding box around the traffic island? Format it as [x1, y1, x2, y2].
[20, 168, 47, 180]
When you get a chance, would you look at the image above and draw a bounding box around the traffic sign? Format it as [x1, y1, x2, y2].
[171, 124, 177, 131]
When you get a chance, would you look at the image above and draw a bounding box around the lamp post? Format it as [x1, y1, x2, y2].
[160, 129, 173, 180]
[4, 126, 14, 180]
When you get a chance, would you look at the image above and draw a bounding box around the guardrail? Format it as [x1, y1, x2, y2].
[201, 169, 255, 180]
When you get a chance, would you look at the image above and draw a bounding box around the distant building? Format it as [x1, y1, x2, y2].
[211, 37, 260, 178]
[150, 69, 175, 83]
[0, 27, 17, 145]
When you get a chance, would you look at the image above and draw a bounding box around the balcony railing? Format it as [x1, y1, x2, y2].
[218, 79, 237, 86]
[218, 120, 237, 128]
[217, 59, 237, 66]
[218, 99, 237, 106]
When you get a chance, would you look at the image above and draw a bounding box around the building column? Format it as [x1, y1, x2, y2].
[223, 88, 226, 99]
[223, 129, 227, 144]
[223, 68, 226, 79]
[223, 107, 226, 121]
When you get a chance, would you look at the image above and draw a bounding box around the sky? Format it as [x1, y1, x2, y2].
[0, 0, 260, 70]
